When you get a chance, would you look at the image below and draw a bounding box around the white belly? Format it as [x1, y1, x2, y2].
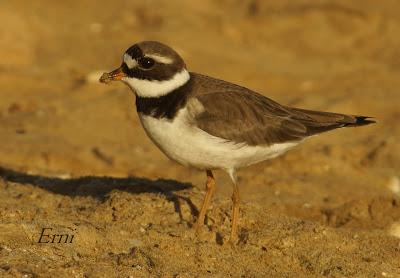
[138, 108, 298, 171]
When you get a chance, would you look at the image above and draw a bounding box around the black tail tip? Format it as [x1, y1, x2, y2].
[347, 116, 376, 127]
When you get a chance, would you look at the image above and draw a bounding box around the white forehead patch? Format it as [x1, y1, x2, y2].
[123, 53, 137, 68]
[122, 69, 190, 98]
[146, 54, 173, 64]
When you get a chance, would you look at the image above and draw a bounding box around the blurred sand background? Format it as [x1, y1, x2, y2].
[0, 0, 399, 276]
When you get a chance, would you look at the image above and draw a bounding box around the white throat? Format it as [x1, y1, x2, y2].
[122, 69, 190, 98]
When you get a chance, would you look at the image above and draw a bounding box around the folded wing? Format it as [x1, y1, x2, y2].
[193, 89, 374, 146]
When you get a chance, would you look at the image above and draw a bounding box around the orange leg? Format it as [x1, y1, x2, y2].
[229, 182, 240, 243]
[195, 170, 215, 234]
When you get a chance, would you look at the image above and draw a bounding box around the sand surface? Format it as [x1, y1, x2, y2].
[0, 0, 399, 277]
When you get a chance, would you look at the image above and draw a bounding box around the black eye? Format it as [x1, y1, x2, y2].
[138, 57, 155, 69]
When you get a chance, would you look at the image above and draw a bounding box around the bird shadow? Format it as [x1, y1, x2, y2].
[0, 166, 199, 222]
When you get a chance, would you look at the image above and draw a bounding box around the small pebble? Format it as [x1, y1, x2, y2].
[86, 71, 106, 83]
[387, 176, 400, 195]
[388, 222, 400, 238]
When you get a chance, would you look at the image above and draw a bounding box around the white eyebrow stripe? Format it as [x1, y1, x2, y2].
[123, 53, 137, 68]
[146, 54, 173, 64]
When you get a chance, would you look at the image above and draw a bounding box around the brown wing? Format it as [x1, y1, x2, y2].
[192, 86, 374, 146]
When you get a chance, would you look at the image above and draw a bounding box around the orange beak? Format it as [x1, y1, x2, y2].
[99, 66, 127, 84]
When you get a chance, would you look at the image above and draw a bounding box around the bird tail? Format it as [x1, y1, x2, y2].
[288, 107, 376, 135]
[342, 116, 376, 127]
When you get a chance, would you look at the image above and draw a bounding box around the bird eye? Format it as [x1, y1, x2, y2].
[138, 57, 155, 69]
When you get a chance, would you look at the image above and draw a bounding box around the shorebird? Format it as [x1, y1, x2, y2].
[99, 41, 374, 243]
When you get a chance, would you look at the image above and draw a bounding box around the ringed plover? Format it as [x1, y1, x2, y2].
[99, 41, 375, 243]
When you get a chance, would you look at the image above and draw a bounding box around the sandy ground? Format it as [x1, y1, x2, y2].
[1, 0, 400, 277]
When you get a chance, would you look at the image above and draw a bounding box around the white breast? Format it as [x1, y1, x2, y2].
[138, 107, 298, 171]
